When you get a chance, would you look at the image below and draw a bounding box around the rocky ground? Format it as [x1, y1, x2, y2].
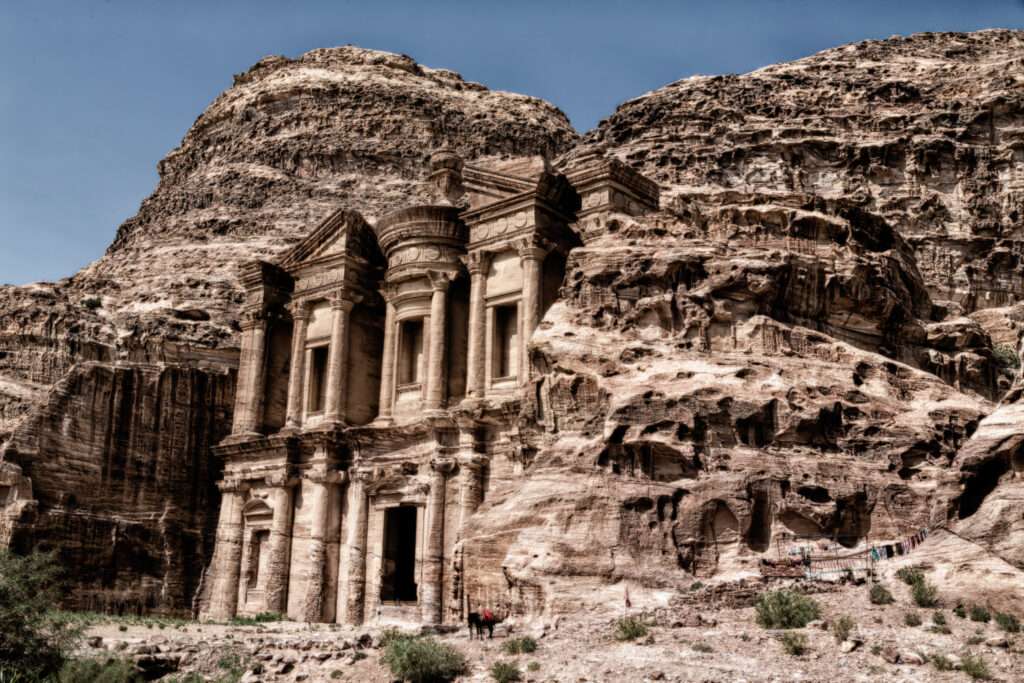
[79, 567, 1023, 682]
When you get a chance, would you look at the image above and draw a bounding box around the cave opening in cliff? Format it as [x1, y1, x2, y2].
[381, 505, 418, 603]
[958, 455, 1010, 520]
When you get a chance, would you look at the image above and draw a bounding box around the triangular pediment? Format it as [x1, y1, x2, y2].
[278, 208, 384, 272]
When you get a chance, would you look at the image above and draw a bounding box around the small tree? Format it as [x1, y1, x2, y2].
[381, 635, 467, 683]
[778, 631, 809, 656]
[0, 550, 82, 679]
[833, 615, 855, 643]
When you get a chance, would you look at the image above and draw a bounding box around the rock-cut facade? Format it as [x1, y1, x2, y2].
[197, 150, 659, 625]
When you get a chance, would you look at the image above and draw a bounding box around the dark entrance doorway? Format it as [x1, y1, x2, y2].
[381, 506, 418, 602]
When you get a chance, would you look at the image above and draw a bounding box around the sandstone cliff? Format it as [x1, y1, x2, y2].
[3, 32, 1024, 616]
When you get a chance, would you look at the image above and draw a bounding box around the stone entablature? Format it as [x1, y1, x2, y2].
[200, 151, 660, 626]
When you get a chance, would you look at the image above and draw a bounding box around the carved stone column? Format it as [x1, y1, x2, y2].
[375, 295, 397, 425]
[517, 241, 547, 384]
[262, 476, 295, 614]
[301, 469, 342, 623]
[421, 458, 453, 624]
[342, 471, 371, 625]
[285, 301, 310, 430]
[324, 294, 357, 424]
[425, 272, 453, 411]
[457, 453, 487, 535]
[205, 482, 247, 620]
[462, 252, 491, 399]
[233, 310, 268, 435]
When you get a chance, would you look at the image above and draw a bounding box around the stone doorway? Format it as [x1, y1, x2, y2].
[381, 506, 418, 603]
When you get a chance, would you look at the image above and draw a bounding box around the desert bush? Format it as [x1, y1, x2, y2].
[527, 661, 540, 672]
[614, 616, 649, 641]
[994, 612, 1020, 633]
[490, 661, 521, 683]
[778, 631, 809, 656]
[0, 550, 82, 679]
[954, 604, 967, 619]
[896, 566, 925, 586]
[692, 641, 713, 653]
[969, 605, 991, 623]
[689, 581, 704, 591]
[961, 652, 991, 680]
[502, 637, 537, 655]
[993, 344, 1020, 370]
[869, 583, 894, 605]
[833, 615, 855, 643]
[55, 657, 142, 683]
[912, 579, 939, 608]
[930, 653, 954, 671]
[382, 635, 467, 683]
[932, 611, 947, 626]
[904, 612, 922, 627]
[755, 590, 821, 629]
[229, 611, 282, 626]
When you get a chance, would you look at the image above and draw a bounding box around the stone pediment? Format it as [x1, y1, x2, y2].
[278, 208, 384, 273]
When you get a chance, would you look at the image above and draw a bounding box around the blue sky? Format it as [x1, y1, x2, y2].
[2, 1, 1023, 286]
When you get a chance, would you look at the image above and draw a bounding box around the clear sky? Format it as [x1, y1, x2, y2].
[2, 1, 1023, 286]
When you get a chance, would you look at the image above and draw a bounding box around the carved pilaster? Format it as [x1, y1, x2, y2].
[233, 308, 269, 435]
[421, 457, 454, 624]
[461, 252, 492, 399]
[324, 292, 360, 424]
[284, 300, 310, 430]
[425, 272, 456, 412]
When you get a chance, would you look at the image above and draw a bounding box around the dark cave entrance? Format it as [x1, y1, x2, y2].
[381, 506, 418, 603]
[958, 456, 1010, 520]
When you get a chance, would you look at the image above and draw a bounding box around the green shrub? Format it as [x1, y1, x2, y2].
[961, 652, 991, 680]
[869, 583, 894, 605]
[692, 641, 713, 653]
[755, 590, 821, 629]
[967, 635, 985, 646]
[993, 344, 1020, 370]
[229, 611, 282, 626]
[912, 579, 939, 608]
[930, 654, 954, 671]
[502, 637, 538, 655]
[56, 658, 142, 683]
[778, 631, 809, 656]
[833, 615, 855, 643]
[689, 581, 704, 591]
[382, 635, 467, 683]
[969, 605, 991, 623]
[929, 624, 952, 635]
[490, 661, 521, 683]
[904, 612, 922, 627]
[0, 550, 82, 679]
[614, 616, 649, 641]
[994, 612, 1020, 633]
[932, 611, 947, 626]
[527, 661, 540, 672]
[896, 566, 924, 586]
[954, 604, 967, 619]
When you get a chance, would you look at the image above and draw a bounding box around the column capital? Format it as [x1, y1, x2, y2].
[239, 308, 268, 331]
[330, 290, 362, 312]
[263, 473, 299, 488]
[457, 454, 489, 472]
[514, 235, 551, 261]
[461, 250, 493, 276]
[427, 270, 457, 291]
[288, 299, 311, 321]
[305, 469, 347, 485]
[430, 457, 457, 475]
[217, 479, 250, 494]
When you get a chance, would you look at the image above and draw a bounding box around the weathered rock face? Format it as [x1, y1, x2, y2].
[0, 47, 576, 613]
[568, 29, 1024, 316]
[3, 33, 1024, 617]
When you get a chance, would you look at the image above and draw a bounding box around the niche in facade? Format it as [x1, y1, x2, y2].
[398, 320, 425, 386]
[306, 345, 329, 414]
[492, 304, 519, 380]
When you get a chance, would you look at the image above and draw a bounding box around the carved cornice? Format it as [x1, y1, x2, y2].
[217, 480, 251, 494]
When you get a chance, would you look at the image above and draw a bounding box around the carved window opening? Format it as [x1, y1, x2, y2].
[381, 505, 418, 603]
[398, 319, 424, 386]
[307, 345, 329, 413]
[492, 304, 518, 380]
